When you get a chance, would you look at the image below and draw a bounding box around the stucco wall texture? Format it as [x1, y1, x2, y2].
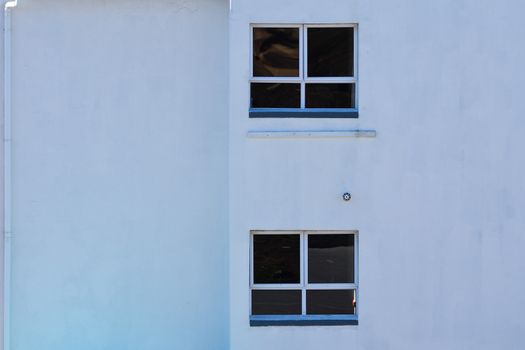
[229, 0, 525, 349]
[3, 1, 229, 349]
[0, 0, 524, 349]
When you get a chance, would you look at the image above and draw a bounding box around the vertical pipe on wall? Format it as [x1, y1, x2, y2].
[3, 2, 17, 350]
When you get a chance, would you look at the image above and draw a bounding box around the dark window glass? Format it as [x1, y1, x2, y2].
[253, 27, 300, 77]
[251, 83, 300, 108]
[305, 83, 355, 108]
[253, 234, 300, 284]
[252, 290, 302, 315]
[306, 290, 356, 315]
[307, 27, 354, 77]
[308, 234, 354, 283]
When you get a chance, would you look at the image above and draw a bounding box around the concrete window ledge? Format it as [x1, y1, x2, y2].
[246, 130, 376, 139]
[250, 315, 358, 327]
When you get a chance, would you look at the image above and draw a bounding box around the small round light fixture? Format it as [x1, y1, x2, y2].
[342, 192, 352, 202]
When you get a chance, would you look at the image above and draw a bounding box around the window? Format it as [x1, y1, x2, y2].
[250, 231, 358, 326]
[250, 24, 358, 118]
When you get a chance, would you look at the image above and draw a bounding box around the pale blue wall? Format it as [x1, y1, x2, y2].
[229, 0, 525, 349]
[9, 1, 229, 349]
[2, 0, 525, 349]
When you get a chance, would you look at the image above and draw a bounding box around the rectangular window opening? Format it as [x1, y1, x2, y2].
[250, 24, 358, 118]
[250, 230, 359, 326]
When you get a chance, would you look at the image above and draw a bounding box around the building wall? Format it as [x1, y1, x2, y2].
[1, 0, 524, 349]
[7, 1, 229, 349]
[229, 0, 525, 349]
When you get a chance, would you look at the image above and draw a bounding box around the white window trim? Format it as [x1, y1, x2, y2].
[249, 230, 359, 319]
[250, 24, 358, 110]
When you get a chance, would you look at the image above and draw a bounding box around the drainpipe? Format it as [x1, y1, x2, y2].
[3, 1, 17, 350]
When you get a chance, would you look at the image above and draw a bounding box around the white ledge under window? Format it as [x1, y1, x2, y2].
[250, 315, 358, 327]
[246, 129, 376, 139]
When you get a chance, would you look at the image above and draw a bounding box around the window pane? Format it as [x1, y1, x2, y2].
[251, 83, 300, 108]
[252, 290, 302, 315]
[308, 234, 354, 283]
[305, 83, 355, 108]
[253, 234, 300, 284]
[306, 290, 356, 315]
[253, 27, 300, 77]
[307, 27, 354, 77]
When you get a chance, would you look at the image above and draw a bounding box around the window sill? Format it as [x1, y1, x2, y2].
[250, 315, 358, 327]
[249, 108, 358, 118]
[246, 130, 376, 139]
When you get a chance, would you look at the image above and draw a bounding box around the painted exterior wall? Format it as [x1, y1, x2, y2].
[229, 0, 525, 349]
[0, 0, 524, 349]
[4, 1, 229, 349]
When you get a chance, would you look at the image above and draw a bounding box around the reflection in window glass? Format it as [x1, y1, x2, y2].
[306, 290, 356, 315]
[251, 83, 301, 108]
[308, 234, 354, 283]
[253, 234, 300, 284]
[253, 27, 300, 77]
[252, 290, 302, 315]
[307, 27, 354, 77]
[305, 84, 355, 108]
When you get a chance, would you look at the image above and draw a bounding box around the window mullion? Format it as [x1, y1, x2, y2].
[300, 232, 305, 315]
[301, 289, 306, 315]
[300, 25, 306, 109]
[299, 24, 304, 80]
[305, 283, 357, 290]
[302, 232, 308, 315]
[300, 82, 305, 109]
[250, 77, 303, 83]
[303, 24, 307, 80]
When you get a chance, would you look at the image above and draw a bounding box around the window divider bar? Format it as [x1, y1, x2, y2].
[304, 77, 356, 83]
[250, 77, 302, 83]
[251, 284, 303, 289]
[299, 24, 304, 80]
[300, 232, 305, 294]
[301, 25, 308, 80]
[300, 25, 305, 109]
[305, 283, 357, 290]
[300, 82, 305, 108]
[302, 231, 308, 314]
[301, 289, 307, 315]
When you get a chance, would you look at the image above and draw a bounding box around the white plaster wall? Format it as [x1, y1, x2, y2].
[229, 0, 525, 349]
[8, 1, 229, 349]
